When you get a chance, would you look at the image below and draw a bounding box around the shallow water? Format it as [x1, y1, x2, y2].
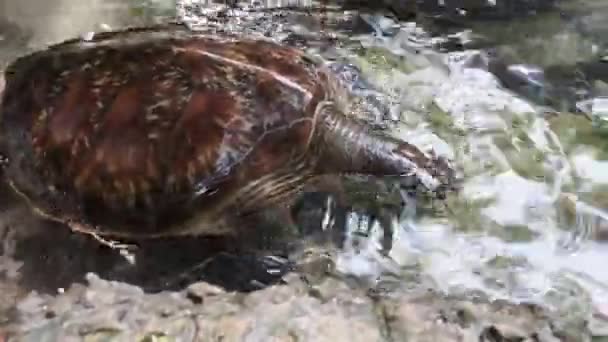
[339, 18, 608, 337]
[327, 3, 608, 335]
[1, 0, 608, 338]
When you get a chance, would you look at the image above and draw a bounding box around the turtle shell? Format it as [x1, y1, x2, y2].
[0, 26, 334, 238]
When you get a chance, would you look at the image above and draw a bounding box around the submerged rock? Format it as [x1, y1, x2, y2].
[577, 97, 608, 130]
[416, 0, 556, 22]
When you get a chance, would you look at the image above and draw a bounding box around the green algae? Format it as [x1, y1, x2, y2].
[489, 223, 539, 243]
[446, 196, 498, 233]
[445, 191, 538, 242]
[353, 46, 416, 74]
[129, 0, 177, 21]
[427, 102, 467, 137]
[490, 113, 551, 182]
[485, 255, 528, 269]
[83, 328, 122, 342]
[428, 103, 456, 132]
[425, 103, 470, 173]
[140, 332, 173, 342]
[505, 149, 548, 181]
[578, 184, 608, 210]
[548, 114, 608, 160]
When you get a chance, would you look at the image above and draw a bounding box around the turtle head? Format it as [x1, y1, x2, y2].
[391, 141, 460, 203]
[316, 61, 460, 201]
[416, 149, 460, 201]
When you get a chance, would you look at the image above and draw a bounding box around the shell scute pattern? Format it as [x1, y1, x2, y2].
[1, 28, 328, 236]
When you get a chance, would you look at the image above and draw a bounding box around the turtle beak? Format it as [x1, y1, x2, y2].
[422, 152, 461, 201]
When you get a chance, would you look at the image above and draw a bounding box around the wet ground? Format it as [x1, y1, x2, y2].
[2, 0, 608, 340]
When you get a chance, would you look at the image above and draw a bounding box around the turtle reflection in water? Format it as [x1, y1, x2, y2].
[0, 25, 456, 252]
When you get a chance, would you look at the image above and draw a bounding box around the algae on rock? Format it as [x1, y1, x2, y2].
[549, 114, 608, 160]
[352, 46, 416, 75]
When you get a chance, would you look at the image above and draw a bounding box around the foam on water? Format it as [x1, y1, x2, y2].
[331, 23, 608, 330]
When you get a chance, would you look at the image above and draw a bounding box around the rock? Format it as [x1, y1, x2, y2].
[589, 97, 608, 130]
[556, 192, 608, 243]
[420, 0, 557, 20]
[380, 290, 568, 341]
[186, 282, 226, 302]
[382, 0, 418, 20]
[434, 59, 537, 133]
[493, 63, 549, 104]
[5, 273, 592, 341]
[569, 1, 608, 47]
[358, 13, 401, 36]
[571, 150, 608, 185]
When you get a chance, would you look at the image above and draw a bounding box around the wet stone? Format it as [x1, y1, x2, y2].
[4, 272, 593, 341]
[185, 282, 225, 303]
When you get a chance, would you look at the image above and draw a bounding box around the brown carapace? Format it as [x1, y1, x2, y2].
[0, 25, 456, 240]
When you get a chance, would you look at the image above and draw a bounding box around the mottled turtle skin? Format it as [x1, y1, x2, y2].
[0, 25, 455, 240]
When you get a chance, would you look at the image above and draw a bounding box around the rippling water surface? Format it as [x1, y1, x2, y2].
[1, 0, 608, 336]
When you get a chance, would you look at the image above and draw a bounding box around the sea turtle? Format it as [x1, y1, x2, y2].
[0, 25, 456, 244]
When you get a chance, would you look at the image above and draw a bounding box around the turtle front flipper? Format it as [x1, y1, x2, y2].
[313, 104, 458, 200]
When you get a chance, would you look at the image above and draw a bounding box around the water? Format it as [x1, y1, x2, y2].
[1, 0, 608, 336]
[300, 1, 608, 333]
